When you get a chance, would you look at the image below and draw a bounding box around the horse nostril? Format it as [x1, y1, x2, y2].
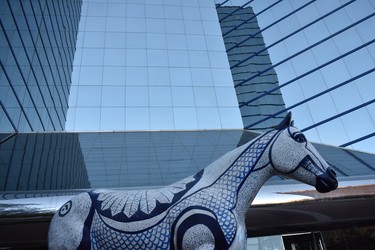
[328, 167, 337, 178]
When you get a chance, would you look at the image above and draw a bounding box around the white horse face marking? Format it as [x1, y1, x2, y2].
[270, 126, 338, 193]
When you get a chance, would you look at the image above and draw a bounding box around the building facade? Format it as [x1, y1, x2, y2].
[217, 4, 287, 130]
[0, 132, 90, 191]
[1, 0, 375, 249]
[1, 0, 374, 153]
[65, 0, 243, 131]
[217, 0, 375, 153]
[0, 0, 82, 132]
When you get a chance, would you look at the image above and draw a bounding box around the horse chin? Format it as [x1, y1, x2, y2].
[315, 167, 338, 193]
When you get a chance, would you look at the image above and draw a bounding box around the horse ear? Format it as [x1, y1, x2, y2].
[275, 112, 292, 130]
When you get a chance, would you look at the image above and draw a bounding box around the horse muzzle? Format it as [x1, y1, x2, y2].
[315, 167, 338, 193]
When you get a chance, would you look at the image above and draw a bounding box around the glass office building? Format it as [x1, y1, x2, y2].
[216, 0, 375, 153]
[65, 0, 375, 154]
[1, 0, 375, 249]
[0, 1, 82, 132]
[65, 0, 243, 131]
[217, 5, 287, 130]
[1, 0, 374, 152]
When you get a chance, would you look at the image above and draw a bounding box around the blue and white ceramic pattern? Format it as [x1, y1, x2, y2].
[49, 112, 338, 249]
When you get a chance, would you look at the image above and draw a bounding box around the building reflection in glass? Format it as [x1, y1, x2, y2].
[1, 130, 375, 195]
[0, 133, 90, 192]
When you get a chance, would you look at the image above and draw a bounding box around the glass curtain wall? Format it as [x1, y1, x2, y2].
[0, 1, 82, 132]
[217, 4, 287, 130]
[66, 0, 243, 131]
[216, 0, 375, 153]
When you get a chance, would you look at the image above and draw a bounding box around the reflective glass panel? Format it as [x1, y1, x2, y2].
[66, 0, 242, 132]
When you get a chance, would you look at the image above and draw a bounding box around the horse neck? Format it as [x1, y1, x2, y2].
[211, 130, 277, 215]
[234, 164, 272, 217]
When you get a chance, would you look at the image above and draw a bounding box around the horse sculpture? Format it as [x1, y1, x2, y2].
[49, 112, 338, 249]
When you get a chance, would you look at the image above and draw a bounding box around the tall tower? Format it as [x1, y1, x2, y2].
[0, 1, 82, 132]
[217, 5, 286, 130]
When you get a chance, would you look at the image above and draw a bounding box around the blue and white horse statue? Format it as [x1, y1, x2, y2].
[49, 112, 338, 249]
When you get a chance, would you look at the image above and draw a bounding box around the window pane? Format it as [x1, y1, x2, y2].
[148, 67, 170, 85]
[194, 87, 217, 107]
[182, 7, 200, 20]
[85, 17, 106, 31]
[196, 107, 221, 129]
[147, 33, 167, 49]
[171, 87, 195, 106]
[211, 68, 234, 86]
[200, 7, 219, 21]
[74, 108, 100, 130]
[150, 107, 174, 129]
[149, 87, 172, 106]
[215, 87, 239, 107]
[170, 68, 192, 86]
[189, 51, 210, 67]
[103, 67, 126, 86]
[105, 33, 126, 48]
[106, 17, 126, 32]
[107, 3, 126, 17]
[184, 20, 203, 34]
[164, 5, 183, 19]
[166, 19, 185, 34]
[126, 108, 150, 130]
[126, 67, 148, 86]
[126, 86, 149, 106]
[100, 108, 125, 130]
[101, 86, 125, 107]
[168, 50, 190, 67]
[205, 35, 225, 51]
[191, 68, 213, 86]
[104, 49, 126, 66]
[126, 33, 147, 49]
[127, 4, 145, 18]
[81, 48, 104, 66]
[186, 35, 206, 50]
[125, 49, 147, 66]
[202, 21, 222, 35]
[79, 66, 103, 85]
[145, 4, 164, 18]
[83, 32, 105, 48]
[77, 86, 101, 106]
[173, 107, 198, 129]
[146, 19, 165, 33]
[219, 107, 243, 128]
[166, 34, 187, 50]
[147, 49, 168, 66]
[126, 17, 146, 32]
[86, 2, 107, 17]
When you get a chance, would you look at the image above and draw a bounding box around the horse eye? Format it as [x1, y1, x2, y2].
[294, 134, 306, 143]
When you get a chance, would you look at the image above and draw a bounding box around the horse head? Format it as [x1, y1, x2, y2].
[269, 112, 338, 193]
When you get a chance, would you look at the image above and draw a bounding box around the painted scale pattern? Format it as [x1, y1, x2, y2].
[202, 130, 276, 241]
[91, 211, 171, 249]
[89, 130, 277, 249]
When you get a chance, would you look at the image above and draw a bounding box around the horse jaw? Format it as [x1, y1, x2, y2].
[296, 152, 338, 193]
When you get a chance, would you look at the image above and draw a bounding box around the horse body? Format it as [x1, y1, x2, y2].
[49, 113, 338, 249]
